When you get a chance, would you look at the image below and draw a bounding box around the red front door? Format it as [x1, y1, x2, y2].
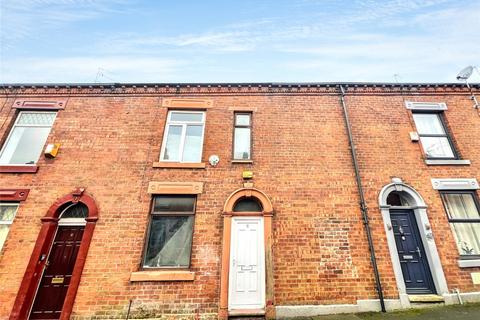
[29, 226, 84, 319]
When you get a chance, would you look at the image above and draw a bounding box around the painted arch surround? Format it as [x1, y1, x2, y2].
[220, 187, 275, 319]
[10, 188, 99, 320]
[379, 179, 448, 307]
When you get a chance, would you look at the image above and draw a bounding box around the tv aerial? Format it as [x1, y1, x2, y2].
[456, 66, 479, 109]
[456, 66, 474, 80]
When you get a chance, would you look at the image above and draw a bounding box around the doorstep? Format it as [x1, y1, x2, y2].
[228, 308, 265, 317]
[408, 294, 445, 303]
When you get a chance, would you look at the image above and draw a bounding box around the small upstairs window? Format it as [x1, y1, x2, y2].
[412, 112, 456, 159]
[160, 111, 205, 163]
[0, 111, 57, 165]
[233, 112, 252, 160]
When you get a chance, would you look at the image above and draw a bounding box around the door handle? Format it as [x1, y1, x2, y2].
[416, 246, 422, 259]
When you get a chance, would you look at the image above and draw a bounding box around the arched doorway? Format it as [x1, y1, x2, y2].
[219, 188, 274, 319]
[10, 189, 98, 320]
[379, 179, 448, 306]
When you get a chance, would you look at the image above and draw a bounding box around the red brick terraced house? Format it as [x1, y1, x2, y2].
[1, 82, 480, 319]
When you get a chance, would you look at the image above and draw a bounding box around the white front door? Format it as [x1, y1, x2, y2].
[228, 217, 265, 310]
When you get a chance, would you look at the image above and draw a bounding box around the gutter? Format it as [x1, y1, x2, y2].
[1, 81, 479, 89]
[338, 85, 386, 312]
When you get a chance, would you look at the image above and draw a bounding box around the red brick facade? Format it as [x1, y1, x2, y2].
[0, 83, 479, 319]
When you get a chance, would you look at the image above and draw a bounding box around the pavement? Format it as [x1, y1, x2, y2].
[290, 303, 480, 320]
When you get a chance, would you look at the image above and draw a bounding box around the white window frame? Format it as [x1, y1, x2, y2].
[411, 111, 457, 160]
[0, 202, 19, 251]
[440, 191, 480, 259]
[0, 111, 57, 165]
[233, 112, 252, 160]
[159, 110, 206, 163]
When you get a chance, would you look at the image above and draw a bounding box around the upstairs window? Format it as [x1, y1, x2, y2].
[0, 203, 19, 251]
[0, 111, 57, 165]
[143, 195, 196, 268]
[412, 112, 456, 159]
[233, 112, 252, 160]
[160, 111, 205, 163]
[441, 191, 480, 257]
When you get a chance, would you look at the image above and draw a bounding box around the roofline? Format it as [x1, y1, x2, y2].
[1, 81, 479, 89]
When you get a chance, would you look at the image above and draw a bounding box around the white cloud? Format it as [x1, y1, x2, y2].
[1, 0, 479, 83]
[0, 0, 133, 47]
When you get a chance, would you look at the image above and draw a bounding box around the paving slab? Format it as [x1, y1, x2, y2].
[288, 303, 480, 320]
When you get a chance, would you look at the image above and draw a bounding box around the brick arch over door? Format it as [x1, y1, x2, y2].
[223, 187, 274, 213]
[219, 187, 275, 319]
[10, 189, 99, 320]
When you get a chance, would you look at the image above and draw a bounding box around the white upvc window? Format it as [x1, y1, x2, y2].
[441, 191, 480, 257]
[412, 112, 456, 159]
[0, 111, 57, 165]
[160, 111, 206, 163]
[0, 203, 19, 251]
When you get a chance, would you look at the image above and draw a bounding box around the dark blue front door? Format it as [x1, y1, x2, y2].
[390, 210, 436, 294]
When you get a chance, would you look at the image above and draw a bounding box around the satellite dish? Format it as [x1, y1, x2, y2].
[456, 66, 474, 80]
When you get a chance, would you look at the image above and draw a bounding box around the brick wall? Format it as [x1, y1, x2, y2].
[0, 84, 479, 319]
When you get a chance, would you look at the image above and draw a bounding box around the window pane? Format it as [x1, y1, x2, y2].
[234, 127, 251, 159]
[17, 112, 56, 126]
[450, 223, 480, 255]
[236, 114, 250, 126]
[412, 113, 445, 134]
[386, 191, 412, 206]
[60, 203, 88, 219]
[144, 216, 194, 267]
[233, 198, 262, 212]
[153, 196, 195, 213]
[420, 136, 454, 158]
[182, 125, 203, 162]
[0, 225, 11, 251]
[443, 193, 480, 220]
[170, 112, 203, 122]
[162, 125, 182, 161]
[0, 205, 18, 221]
[0, 127, 51, 164]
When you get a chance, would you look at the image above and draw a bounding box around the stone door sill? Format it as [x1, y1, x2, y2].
[228, 308, 265, 316]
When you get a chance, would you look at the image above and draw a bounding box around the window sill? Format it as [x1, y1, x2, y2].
[0, 165, 39, 173]
[153, 162, 206, 169]
[458, 259, 480, 268]
[231, 159, 253, 164]
[425, 159, 471, 166]
[130, 270, 195, 282]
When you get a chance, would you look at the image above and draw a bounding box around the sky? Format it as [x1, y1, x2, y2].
[1, 0, 479, 84]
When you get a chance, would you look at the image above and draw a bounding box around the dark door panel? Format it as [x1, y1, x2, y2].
[30, 226, 84, 319]
[390, 210, 435, 294]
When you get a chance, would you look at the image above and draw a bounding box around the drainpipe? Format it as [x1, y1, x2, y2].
[338, 85, 386, 312]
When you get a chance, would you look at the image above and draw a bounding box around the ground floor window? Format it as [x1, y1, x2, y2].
[0, 203, 19, 251]
[143, 195, 196, 268]
[441, 191, 480, 257]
